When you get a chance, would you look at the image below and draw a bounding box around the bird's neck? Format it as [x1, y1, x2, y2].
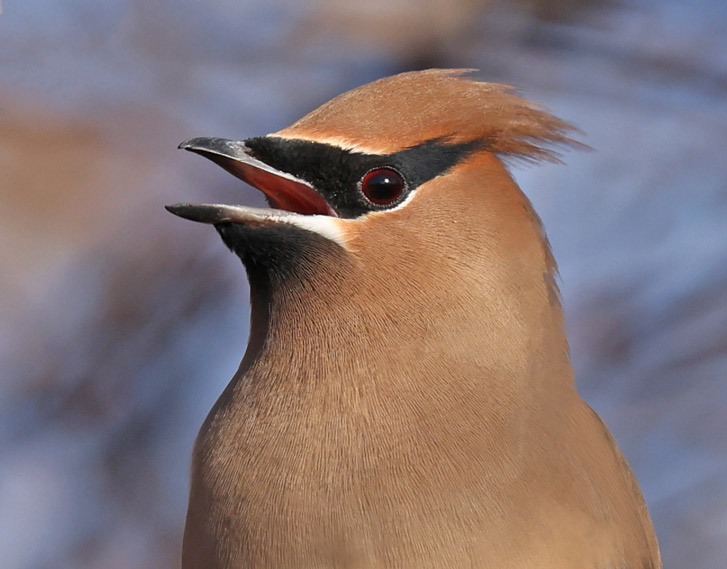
[235, 247, 574, 415]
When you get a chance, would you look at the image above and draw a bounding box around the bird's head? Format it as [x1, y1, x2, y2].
[168, 70, 580, 370]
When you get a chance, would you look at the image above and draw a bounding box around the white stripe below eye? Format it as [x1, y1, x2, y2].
[281, 213, 349, 248]
[386, 187, 419, 213]
[277, 184, 420, 246]
[174, 204, 350, 249]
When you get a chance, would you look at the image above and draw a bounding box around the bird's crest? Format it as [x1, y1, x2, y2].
[277, 69, 584, 163]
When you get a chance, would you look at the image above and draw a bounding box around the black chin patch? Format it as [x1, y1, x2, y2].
[215, 221, 346, 288]
[244, 136, 482, 218]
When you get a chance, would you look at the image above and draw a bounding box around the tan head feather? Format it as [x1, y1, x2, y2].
[276, 69, 583, 161]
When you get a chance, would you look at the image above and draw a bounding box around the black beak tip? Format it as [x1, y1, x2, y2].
[165, 203, 223, 224]
[177, 137, 240, 157]
[178, 137, 208, 151]
[165, 203, 185, 216]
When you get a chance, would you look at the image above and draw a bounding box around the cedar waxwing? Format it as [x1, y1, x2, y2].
[167, 69, 661, 569]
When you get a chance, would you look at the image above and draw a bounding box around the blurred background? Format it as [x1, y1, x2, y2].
[1, 0, 725, 567]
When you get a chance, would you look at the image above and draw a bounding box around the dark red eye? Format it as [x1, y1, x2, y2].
[359, 168, 406, 206]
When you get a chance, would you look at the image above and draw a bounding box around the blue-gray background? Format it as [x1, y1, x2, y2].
[1, 1, 725, 567]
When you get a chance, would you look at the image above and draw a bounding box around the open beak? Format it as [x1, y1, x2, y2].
[167, 137, 347, 247]
[167, 137, 337, 223]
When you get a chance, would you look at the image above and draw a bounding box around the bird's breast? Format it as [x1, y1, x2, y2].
[182, 349, 639, 569]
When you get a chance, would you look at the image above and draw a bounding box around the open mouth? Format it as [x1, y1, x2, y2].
[167, 137, 345, 245]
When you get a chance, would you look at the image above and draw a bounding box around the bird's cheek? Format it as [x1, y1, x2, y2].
[326, 215, 381, 257]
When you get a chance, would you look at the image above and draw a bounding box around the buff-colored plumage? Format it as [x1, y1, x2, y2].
[277, 69, 581, 160]
[178, 70, 661, 569]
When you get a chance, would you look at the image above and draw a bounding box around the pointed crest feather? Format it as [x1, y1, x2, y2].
[277, 69, 585, 162]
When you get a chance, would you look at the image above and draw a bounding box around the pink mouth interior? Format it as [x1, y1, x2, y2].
[207, 154, 336, 217]
[237, 162, 336, 216]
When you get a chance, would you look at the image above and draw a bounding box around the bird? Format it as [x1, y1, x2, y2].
[167, 69, 661, 569]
